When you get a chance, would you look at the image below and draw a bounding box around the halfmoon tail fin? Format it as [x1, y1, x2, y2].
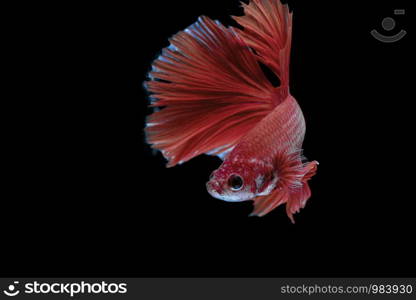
[145, 16, 276, 167]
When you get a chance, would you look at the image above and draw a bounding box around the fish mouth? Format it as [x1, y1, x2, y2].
[206, 181, 252, 202]
[206, 181, 223, 197]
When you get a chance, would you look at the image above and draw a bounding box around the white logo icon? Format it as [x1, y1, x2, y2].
[371, 9, 407, 43]
[3, 281, 20, 297]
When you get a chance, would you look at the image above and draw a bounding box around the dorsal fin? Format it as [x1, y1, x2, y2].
[233, 0, 293, 89]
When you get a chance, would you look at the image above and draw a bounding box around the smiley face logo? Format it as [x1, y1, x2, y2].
[3, 281, 20, 297]
[371, 9, 406, 43]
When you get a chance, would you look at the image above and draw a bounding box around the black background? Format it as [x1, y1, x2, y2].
[2, 0, 413, 277]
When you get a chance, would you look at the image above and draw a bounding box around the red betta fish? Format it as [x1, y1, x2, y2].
[144, 0, 318, 222]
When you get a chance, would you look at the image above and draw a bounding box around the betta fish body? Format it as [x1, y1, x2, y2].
[144, 0, 318, 222]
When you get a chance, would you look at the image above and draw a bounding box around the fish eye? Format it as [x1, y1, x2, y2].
[228, 174, 243, 191]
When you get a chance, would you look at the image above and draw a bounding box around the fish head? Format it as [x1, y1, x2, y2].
[206, 158, 276, 202]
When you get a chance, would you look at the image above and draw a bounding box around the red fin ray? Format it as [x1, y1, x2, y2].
[251, 151, 318, 221]
[233, 0, 292, 88]
[285, 182, 311, 223]
[250, 187, 288, 217]
[145, 16, 276, 167]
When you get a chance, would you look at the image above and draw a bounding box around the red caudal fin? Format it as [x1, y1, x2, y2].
[233, 0, 292, 88]
[251, 152, 318, 221]
[145, 16, 277, 167]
